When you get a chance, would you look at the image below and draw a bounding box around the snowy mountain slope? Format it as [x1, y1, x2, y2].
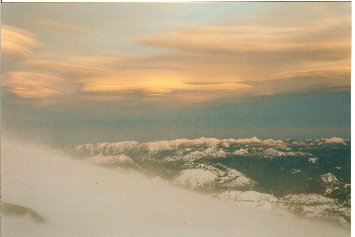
[2, 139, 350, 237]
[64, 137, 351, 227]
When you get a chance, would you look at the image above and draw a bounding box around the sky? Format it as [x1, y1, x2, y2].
[1, 2, 351, 146]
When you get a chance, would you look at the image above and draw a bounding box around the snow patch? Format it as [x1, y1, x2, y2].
[291, 169, 301, 174]
[321, 173, 338, 184]
[175, 169, 218, 190]
[234, 148, 248, 155]
[231, 137, 261, 144]
[218, 168, 256, 188]
[308, 158, 318, 163]
[322, 137, 346, 145]
[264, 148, 286, 157]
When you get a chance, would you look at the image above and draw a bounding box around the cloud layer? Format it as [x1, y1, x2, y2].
[2, 24, 40, 57]
[3, 71, 64, 98]
[1, 4, 351, 103]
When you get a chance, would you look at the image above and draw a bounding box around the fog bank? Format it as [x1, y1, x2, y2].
[1, 139, 349, 237]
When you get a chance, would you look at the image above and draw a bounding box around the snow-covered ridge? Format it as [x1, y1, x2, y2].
[320, 173, 350, 196]
[70, 136, 290, 155]
[62, 136, 350, 228]
[175, 169, 218, 190]
[69, 136, 348, 158]
[264, 148, 310, 158]
[176, 163, 256, 190]
[322, 137, 347, 145]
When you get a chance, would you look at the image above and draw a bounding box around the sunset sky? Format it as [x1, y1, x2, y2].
[1, 3, 351, 145]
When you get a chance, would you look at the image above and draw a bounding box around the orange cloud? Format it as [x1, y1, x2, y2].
[24, 59, 112, 77]
[2, 13, 350, 104]
[3, 71, 65, 98]
[33, 19, 104, 35]
[80, 71, 250, 96]
[1, 24, 40, 57]
[23, 58, 250, 97]
[139, 18, 350, 54]
[137, 17, 350, 95]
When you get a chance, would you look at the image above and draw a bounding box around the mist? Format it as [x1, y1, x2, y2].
[1, 138, 349, 237]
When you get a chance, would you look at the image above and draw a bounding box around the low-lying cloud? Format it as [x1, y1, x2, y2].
[1, 138, 350, 236]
